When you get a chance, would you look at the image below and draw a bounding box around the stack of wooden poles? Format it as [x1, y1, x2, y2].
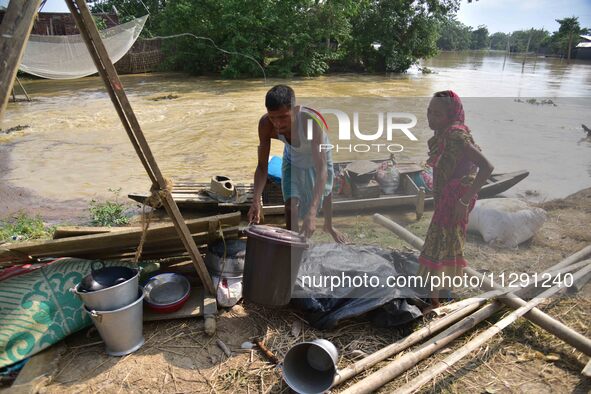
[0, 212, 241, 268]
[326, 214, 591, 393]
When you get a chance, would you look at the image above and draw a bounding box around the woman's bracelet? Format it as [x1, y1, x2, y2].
[458, 197, 470, 207]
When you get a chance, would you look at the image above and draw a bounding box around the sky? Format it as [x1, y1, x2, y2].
[456, 0, 591, 33]
[5, 0, 591, 34]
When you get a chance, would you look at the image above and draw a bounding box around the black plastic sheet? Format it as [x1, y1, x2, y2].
[291, 244, 428, 329]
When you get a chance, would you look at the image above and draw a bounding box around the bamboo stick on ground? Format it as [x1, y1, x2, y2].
[340, 302, 503, 394]
[395, 263, 591, 394]
[332, 236, 590, 388]
[464, 265, 591, 356]
[332, 293, 494, 387]
[333, 260, 588, 388]
[431, 259, 590, 315]
[372, 214, 591, 356]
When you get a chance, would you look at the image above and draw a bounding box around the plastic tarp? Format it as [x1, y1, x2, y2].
[291, 244, 428, 329]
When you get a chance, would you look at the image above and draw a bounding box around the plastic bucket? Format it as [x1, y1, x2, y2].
[243, 225, 308, 306]
[73, 267, 139, 311]
[86, 288, 145, 356]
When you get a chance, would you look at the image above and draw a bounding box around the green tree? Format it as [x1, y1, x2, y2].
[437, 17, 472, 50]
[265, 0, 357, 77]
[345, 0, 460, 72]
[470, 25, 489, 49]
[555, 16, 585, 61]
[90, 0, 165, 36]
[509, 29, 549, 53]
[489, 32, 508, 50]
[91, 0, 459, 76]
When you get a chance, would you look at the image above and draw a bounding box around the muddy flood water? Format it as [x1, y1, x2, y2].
[1, 51, 590, 221]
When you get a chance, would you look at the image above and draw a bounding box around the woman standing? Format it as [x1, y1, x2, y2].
[419, 91, 494, 307]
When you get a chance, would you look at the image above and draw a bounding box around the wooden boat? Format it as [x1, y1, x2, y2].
[128, 160, 529, 218]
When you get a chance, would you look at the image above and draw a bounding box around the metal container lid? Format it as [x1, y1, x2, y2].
[245, 225, 309, 248]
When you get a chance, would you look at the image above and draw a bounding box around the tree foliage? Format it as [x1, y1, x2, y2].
[435, 14, 589, 59]
[552, 16, 588, 59]
[510, 29, 549, 53]
[92, 0, 460, 76]
[437, 18, 472, 50]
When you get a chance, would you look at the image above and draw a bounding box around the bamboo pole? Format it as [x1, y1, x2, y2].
[0, 0, 42, 118]
[332, 258, 588, 388]
[340, 302, 504, 394]
[435, 259, 590, 314]
[396, 263, 591, 394]
[502, 36, 510, 71]
[15, 76, 31, 102]
[65, 0, 215, 294]
[372, 214, 591, 356]
[332, 293, 493, 387]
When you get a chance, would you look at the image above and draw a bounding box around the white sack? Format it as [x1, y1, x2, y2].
[468, 198, 547, 248]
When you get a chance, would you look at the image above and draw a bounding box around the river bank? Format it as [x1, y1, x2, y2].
[4, 187, 588, 393]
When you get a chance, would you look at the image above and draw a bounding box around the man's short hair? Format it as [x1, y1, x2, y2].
[265, 85, 295, 111]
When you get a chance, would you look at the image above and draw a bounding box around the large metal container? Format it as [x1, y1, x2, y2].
[73, 267, 139, 311]
[205, 239, 246, 278]
[243, 225, 308, 306]
[86, 288, 145, 356]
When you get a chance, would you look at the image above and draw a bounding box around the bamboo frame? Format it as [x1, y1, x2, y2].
[63, 0, 215, 294]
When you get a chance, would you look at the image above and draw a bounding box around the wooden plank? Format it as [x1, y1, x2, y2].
[0, 213, 239, 261]
[395, 163, 423, 174]
[86, 227, 238, 259]
[67, 0, 215, 295]
[143, 286, 203, 321]
[0, 247, 31, 267]
[8, 226, 238, 261]
[53, 225, 137, 239]
[0, 0, 42, 119]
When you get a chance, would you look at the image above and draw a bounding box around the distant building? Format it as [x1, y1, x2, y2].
[575, 35, 591, 60]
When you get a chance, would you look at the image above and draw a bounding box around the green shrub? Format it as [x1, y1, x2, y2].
[89, 188, 130, 227]
[0, 212, 54, 242]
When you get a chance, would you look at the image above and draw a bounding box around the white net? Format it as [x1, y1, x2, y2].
[19, 15, 148, 79]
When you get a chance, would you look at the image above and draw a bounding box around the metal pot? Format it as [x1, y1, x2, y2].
[78, 262, 137, 292]
[73, 265, 139, 311]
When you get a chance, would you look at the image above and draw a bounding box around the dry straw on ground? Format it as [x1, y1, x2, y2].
[33, 189, 591, 393]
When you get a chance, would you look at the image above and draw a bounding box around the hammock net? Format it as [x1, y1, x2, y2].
[19, 15, 148, 79]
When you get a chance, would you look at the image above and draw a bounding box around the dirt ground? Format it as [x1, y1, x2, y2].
[2, 189, 591, 393]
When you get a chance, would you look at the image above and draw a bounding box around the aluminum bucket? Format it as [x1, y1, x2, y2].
[73, 269, 139, 311]
[282, 339, 339, 394]
[86, 288, 145, 356]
